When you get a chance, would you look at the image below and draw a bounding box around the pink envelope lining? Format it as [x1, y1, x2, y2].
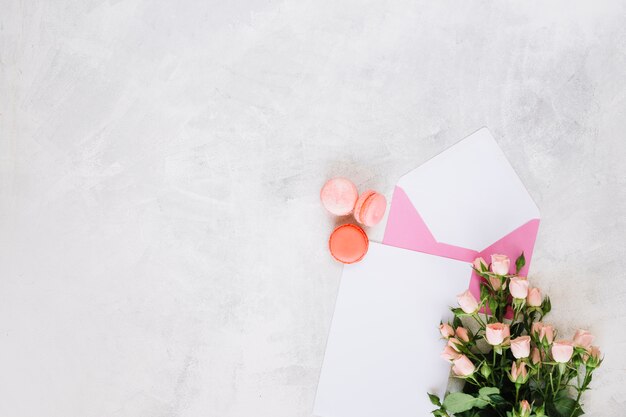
[383, 186, 540, 310]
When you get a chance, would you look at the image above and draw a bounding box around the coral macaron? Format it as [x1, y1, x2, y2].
[354, 190, 387, 227]
[320, 178, 359, 216]
[328, 224, 369, 264]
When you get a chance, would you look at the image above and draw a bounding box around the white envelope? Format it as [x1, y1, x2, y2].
[313, 243, 470, 417]
[382, 128, 541, 300]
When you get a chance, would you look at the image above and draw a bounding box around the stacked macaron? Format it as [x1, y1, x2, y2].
[353, 189, 387, 227]
[320, 178, 387, 264]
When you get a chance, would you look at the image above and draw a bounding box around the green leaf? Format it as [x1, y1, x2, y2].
[478, 387, 500, 398]
[542, 296, 552, 316]
[533, 403, 546, 417]
[428, 393, 442, 407]
[443, 393, 478, 413]
[480, 283, 490, 301]
[451, 307, 470, 317]
[488, 394, 507, 406]
[473, 398, 489, 409]
[515, 252, 526, 273]
[480, 362, 492, 379]
[546, 395, 584, 417]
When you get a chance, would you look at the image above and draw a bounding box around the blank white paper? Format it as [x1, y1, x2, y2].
[314, 243, 470, 417]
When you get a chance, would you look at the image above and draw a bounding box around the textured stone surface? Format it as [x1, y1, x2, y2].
[1, 1, 625, 416]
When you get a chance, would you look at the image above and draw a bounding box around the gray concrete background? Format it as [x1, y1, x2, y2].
[1, 1, 625, 416]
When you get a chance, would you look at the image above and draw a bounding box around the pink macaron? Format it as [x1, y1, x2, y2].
[354, 190, 387, 227]
[320, 178, 359, 216]
[328, 223, 369, 264]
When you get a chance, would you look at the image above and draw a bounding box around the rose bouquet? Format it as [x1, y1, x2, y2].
[429, 254, 603, 417]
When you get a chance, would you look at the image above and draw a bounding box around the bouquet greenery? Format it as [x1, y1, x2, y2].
[429, 253, 603, 417]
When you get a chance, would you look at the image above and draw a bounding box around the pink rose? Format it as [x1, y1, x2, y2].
[439, 323, 455, 339]
[542, 325, 555, 344]
[573, 329, 594, 349]
[488, 275, 503, 291]
[441, 345, 462, 362]
[501, 324, 511, 346]
[447, 337, 462, 352]
[486, 323, 510, 346]
[455, 327, 470, 343]
[531, 322, 555, 344]
[452, 355, 475, 377]
[527, 287, 542, 307]
[586, 345, 601, 362]
[552, 340, 574, 363]
[457, 290, 479, 314]
[531, 322, 542, 334]
[511, 335, 531, 359]
[510, 361, 528, 383]
[491, 254, 510, 275]
[584, 346, 602, 368]
[520, 400, 531, 416]
[531, 347, 541, 365]
[509, 277, 529, 299]
[473, 257, 487, 271]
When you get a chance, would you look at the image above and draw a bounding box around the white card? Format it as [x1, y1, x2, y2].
[314, 243, 470, 417]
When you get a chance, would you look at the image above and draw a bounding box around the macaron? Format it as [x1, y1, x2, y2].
[320, 178, 359, 216]
[353, 190, 387, 227]
[328, 224, 369, 264]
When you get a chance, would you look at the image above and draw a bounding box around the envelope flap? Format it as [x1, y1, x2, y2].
[397, 128, 540, 250]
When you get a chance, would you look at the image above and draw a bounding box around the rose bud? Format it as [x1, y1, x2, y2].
[532, 322, 555, 344]
[441, 345, 462, 362]
[457, 290, 479, 314]
[527, 287, 542, 307]
[501, 324, 511, 346]
[452, 355, 475, 377]
[510, 361, 529, 384]
[489, 275, 503, 291]
[490, 254, 510, 275]
[542, 324, 555, 344]
[531, 347, 541, 365]
[486, 323, 510, 346]
[552, 340, 574, 363]
[509, 277, 529, 299]
[473, 257, 488, 271]
[573, 329, 594, 349]
[447, 337, 462, 352]
[511, 335, 531, 359]
[455, 327, 470, 343]
[520, 400, 532, 417]
[439, 323, 455, 339]
[585, 345, 602, 368]
[589, 345, 601, 360]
